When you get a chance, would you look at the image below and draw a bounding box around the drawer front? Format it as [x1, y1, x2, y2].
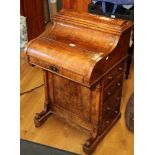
[103, 60, 125, 88]
[103, 74, 123, 102]
[102, 111, 119, 130]
[103, 48, 127, 76]
[29, 56, 84, 83]
[102, 89, 122, 118]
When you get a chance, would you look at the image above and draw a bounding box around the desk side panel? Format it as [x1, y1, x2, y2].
[47, 73, 92, 130]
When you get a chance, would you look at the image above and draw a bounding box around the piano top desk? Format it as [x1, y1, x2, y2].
[25, 9, 133, 154]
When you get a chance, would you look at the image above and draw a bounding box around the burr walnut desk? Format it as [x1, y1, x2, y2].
[25, 9, 133, 154]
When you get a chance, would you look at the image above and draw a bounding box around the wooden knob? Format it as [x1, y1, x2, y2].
[107, 91, 112, 96]
[118, 67, 123, 71]
[106, 121, 110, 124]
[115, 110, 118, 114]
[116, 97, 120, 101]
[106, 107, 111, 110]
[117, 82, 121, 86]
[108, 75, 113, 80]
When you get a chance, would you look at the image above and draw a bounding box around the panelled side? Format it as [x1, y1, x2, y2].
[47, 73, 92, 130]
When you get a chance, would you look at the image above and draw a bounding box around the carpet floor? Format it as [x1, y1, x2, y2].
[20, 139, 79, 155]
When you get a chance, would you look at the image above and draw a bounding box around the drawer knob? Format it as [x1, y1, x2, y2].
[50, 66, 59, 73]
[107, 91, 112, 96]
[118, 67, 123, 71]
[106, 107, 111, 110]
[117, 82, 121, 86]
[108, 75, 113, 80]
[106, 121, 110, 124]
[115, 110, 118, 114]
[116, 97, 120, 101]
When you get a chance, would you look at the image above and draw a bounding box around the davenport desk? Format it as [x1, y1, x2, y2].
[25, 10, 133, 154]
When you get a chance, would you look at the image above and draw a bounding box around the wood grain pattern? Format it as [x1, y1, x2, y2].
[24, 10, 133, 154]
[70, 0, 77, 10]
[62, 0, 71, 9]
[62, 0, 91, 12]
[25, 10, 133, 86]
[50, 74, 91, 122]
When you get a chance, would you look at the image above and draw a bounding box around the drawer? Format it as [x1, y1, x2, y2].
[102, 48, 127, 78]
[29, 56, 84, 83]
[114, 103, 120, 115]
[102, 107, 120, 130]
[102, 89, 122, 118]
[103, 60, 125, 88]
[103, 75, 123, 102]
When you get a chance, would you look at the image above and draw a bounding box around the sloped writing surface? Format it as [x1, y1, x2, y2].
[25, 10, 133, 87]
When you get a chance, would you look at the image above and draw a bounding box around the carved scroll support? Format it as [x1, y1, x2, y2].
[34, 70, 53, 127]
[34, 99, 52, 127]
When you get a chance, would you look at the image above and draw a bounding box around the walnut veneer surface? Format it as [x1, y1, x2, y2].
[24, 9, 133, 154]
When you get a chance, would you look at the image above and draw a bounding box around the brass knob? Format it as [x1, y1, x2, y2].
[106, 107, 111, 110]
[116, 97, 120, 101]
[107, 91, 112, 96]
[118, 67, 123, 71]
[50, 66, 59, 73]
[117, 82, 121, 86]
[108, 75, 113, 80]
[106, 56, 109, 60]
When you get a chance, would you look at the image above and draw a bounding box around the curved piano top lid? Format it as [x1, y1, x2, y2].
[25, 9, 133, 87]
[54, 9, 133, 35]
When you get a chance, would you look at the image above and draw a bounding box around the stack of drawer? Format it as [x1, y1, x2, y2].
[102, 60, 125, 131]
